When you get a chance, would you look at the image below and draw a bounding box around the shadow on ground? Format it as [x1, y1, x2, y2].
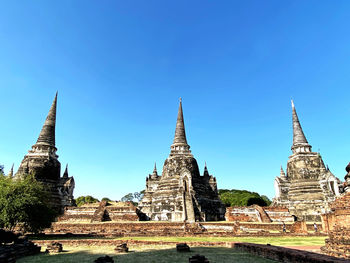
[18, 247, 277, 263]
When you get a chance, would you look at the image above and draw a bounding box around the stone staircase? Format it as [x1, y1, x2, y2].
[90, 201, 107, 222]
[253, 205, 272, 223]
[184, 192, 195, 222]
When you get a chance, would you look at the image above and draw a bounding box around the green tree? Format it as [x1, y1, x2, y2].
[101, 197, 112, 202]
[133, 190, 145, 202]
[218, 189, 270, 207]
[0, 165, 4, 175]
[261, 195, 272, 206]
[0, 173, 56, 233]
[247, 197, 267, 206]
[75, 195, 99, 207]
[121, 193, 134, 202]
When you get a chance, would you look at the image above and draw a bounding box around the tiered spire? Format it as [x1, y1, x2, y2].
[291, 100, 312, 154]
[63, 164, 69, 178]
[203, 162, 209, 177]
[280, 166, 286, 179]
[173, 98, 188, 145]
[36, 92, 57, 147]
[170, 98, 191, 155]
[152, 163, 158, 177]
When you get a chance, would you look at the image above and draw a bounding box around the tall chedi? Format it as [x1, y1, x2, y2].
[273, 100, 342, 221]
[139, 99, 225, 222]
[16, 93, 75, 212]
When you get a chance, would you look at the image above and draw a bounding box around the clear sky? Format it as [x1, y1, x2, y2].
[1, 1, 350, 200]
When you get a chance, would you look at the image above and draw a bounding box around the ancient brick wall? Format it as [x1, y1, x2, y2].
[45, 221, 324, 237]
[323, 192, 350, 259]
[57, 201, 140, 223]
[225, 206, 294, 222]
[225, 207, 261, 222]
[234, 243, 348, 263]
[264, 207, 294, 222]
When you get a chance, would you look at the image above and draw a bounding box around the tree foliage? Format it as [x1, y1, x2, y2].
[218, 189, 271, 207]
[75, 195, 99, 207]
[0, 173, 56, 233]
[121, 193, 134, 202]
[101, 197, 112, 202]
[0, 165, 4, 175]
[261, 195, 272, 206]
[121, 190, 144, 206]
[133, 190, 145, 202]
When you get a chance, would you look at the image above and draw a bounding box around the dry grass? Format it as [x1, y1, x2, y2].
[18, 245, 277, 263]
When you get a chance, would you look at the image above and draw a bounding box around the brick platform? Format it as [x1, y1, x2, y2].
[45, 221, 324, 237]
[234, 243, 349, 263]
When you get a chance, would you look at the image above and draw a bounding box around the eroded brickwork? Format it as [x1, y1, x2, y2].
[44, 220, 324, 237]
[225, 206, 294, 222]
[323, 165, 350, 259]
[58, 201, 141, 223]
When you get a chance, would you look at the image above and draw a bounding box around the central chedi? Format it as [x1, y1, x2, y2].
[138, 99, 225, 222]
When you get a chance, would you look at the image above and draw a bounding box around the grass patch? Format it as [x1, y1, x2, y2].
[114, 236, 327, 246]
[18, 246, 277, 263]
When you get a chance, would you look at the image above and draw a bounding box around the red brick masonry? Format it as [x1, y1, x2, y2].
[233, 243, 350, 263]
[322, 192, 350, 259]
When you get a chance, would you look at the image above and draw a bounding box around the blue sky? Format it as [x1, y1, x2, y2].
[1, 1, 350, 200]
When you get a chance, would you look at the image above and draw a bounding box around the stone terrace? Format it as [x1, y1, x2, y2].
[45, 221, 324, 237]
[225, 206, 294, 223]
[57, 201, 140, 223]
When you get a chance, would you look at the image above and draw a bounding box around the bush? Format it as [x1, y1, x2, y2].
[75, 195, 99, 207]
[218, 189, 271, 207]
[101, 197, 112, 202]
[0, 173, 56, 233]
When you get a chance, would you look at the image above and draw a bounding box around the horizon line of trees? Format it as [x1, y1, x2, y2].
[74, 189, 271, 208]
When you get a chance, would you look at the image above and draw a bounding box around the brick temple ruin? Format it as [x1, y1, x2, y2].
[322, 163, 350, 259]
[138, 99, 226, 222]
[58, 201, 142, 223]
[273, 101, 343, 222]
[15, 93, 75, 212]
[225, 206, 294, 223]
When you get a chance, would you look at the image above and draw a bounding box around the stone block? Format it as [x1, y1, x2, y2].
[94, 255, 114, 263]
[176, 243, 190, 252]
[114, 243, 128, 253]
[45, 242, 63, 253]
[189, 254, 209, 263]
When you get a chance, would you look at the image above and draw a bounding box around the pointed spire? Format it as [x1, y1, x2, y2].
[170, 98, 191, 155]
[36, 92, 57, 147]
[63, 164, 69, 178]
[8, 164, 14, 178]
[291, 100, 311, 153]
[173, 98, 188, 145]
[203, 162, 209, 176]
[280, 165, 286, 178]
[153, 163, 157, 174]
[151, 162, 158, 178]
